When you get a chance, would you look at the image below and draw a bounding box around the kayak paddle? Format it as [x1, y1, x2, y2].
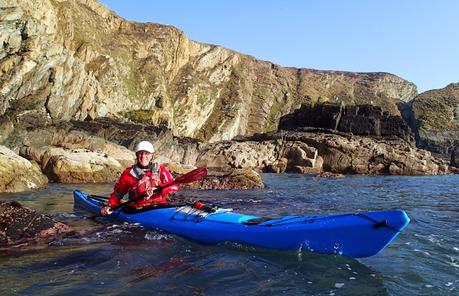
[89, 167, 208, 219]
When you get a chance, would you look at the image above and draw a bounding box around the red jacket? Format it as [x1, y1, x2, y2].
[108, 164, 179, 208]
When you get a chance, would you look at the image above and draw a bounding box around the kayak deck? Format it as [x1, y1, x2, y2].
[73, 190, 410, 258]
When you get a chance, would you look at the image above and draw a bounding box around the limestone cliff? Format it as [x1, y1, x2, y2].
[1, 0, 417, 143]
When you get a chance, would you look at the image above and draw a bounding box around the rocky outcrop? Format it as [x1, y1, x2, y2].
[12, 117, 201, 166]
[182, 168, 265, 190]
[0, 145, 47, 192]
[0, 112, 451, 192]
[0, 200, 71, 247]
[9, 127, 135, 183]
[197, 131, 449, 175]
[1, 0, 417, 144]
[66, 118, 202, 165]
[196, 138, 322, 174]
[279, 103, 414, 144]
[3, 125, 135, 183]
[404, 83, 459, 157]
[38, 147, 123, 183]
[295, 132, 448, 175]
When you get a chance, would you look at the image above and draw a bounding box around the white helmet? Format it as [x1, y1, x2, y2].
[135, 141, 155, 153]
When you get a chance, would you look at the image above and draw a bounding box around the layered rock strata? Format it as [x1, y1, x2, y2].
[279, 103, 414, 144]
[1, 0, 417, 144]
[403, 83, 459, 160]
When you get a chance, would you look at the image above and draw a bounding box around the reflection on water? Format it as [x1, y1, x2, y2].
[0, 174, 458, 295]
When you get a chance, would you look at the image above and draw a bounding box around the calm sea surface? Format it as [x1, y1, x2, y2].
[0, 174, 458, 295]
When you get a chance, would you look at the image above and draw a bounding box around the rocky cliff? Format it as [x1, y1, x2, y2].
[1, 0, 417, 144]
[279, 103, 415, 144]
[1, 0, 457, 194]
[403, 83, 459, 160]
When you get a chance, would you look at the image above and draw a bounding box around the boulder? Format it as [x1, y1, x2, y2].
[17, 129, 136, 168]
[8, 128, 136, 183]
[0, 200, 72, 247]
[40, 147, 123, 183]
[196, 141, 278, 171]
[0, 145, 47, 193]
[266, 157, 288, 173]
[164, 162, 197, 175]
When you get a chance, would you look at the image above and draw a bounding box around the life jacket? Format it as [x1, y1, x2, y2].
[128, 163, 166, 204]
[108, 163, 178, 207]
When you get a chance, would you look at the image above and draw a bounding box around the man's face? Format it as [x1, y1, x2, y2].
[136, 150, 153, 167]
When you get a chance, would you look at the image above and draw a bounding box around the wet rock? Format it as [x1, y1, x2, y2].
[266, 158, 288, 173]
[0, 145, 47, 193]
[316, 171, 344, 178]
[0, 201, 72, 247]
[182, 168, 264, 190]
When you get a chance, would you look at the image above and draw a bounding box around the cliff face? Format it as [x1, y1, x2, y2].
[1, 0, 417, 143]
[405, 83, 459, 156]
[279, 103, 415, 144]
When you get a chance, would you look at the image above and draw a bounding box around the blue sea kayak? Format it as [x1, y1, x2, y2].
[73, 190, 410, 258]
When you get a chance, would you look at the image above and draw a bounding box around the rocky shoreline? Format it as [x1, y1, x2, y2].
[0, 0, 458, 248]
[0, 114, 455, 194]
[1, 0, 458, 194]
[1, 105, 455, 249]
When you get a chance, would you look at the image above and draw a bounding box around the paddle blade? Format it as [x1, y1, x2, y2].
[173, 167, 208, 184]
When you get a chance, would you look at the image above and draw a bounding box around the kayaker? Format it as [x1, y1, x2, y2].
[100, 140, 179, 215]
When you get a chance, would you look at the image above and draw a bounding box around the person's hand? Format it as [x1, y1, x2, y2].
[101, 206, 113, 216]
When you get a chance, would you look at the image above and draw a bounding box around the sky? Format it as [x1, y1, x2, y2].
[98, 0, 459, 93]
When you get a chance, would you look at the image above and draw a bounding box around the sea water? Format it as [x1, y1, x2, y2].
[0, 174, 457, 295]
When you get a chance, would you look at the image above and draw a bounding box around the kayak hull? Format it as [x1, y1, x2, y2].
[74, 190, 410, 258]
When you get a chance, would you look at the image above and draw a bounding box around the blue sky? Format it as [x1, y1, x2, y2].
[98, 0, 458, 93]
